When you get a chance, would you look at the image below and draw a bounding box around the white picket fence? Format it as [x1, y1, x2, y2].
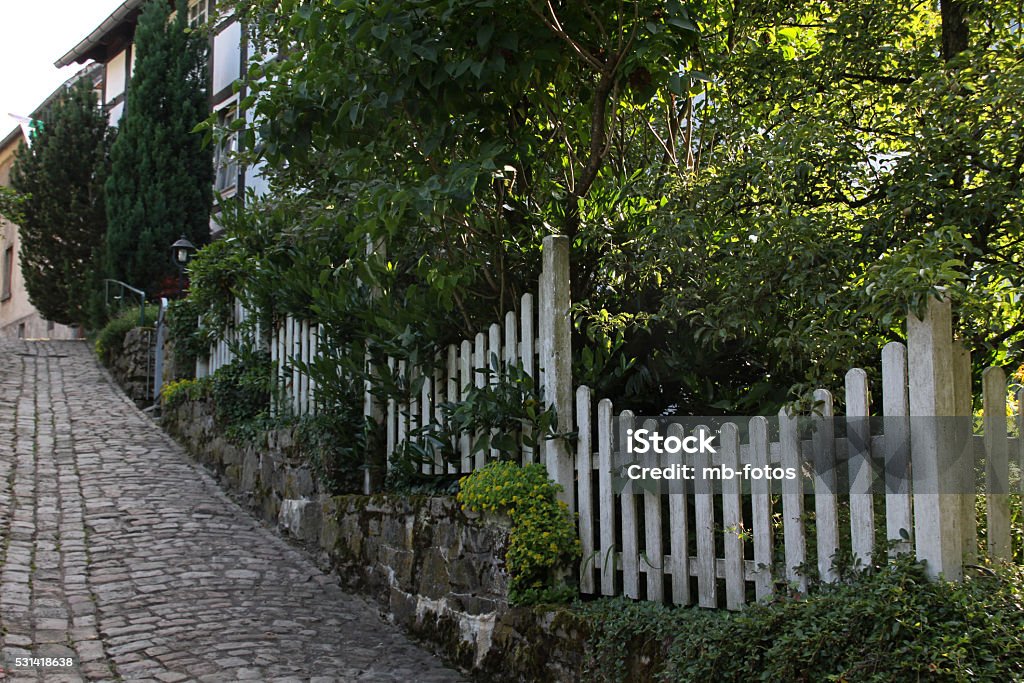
[572, 337, 1023, 609]
[197, 237, 1023, 610]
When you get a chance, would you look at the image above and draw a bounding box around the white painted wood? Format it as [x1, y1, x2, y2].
[641, 418, 663, 602]
[750, 416, 773, 600]
[300, 320, 310, 416]
[386, 357, 397, 465]
[598, 399, 616, 596]
[779, 406, 807, 592]
[694, 424, 716, 608]
[667, 422, 690, 605]
[474, 332, 486, 470]
[882, 342, 913, 553]
[539, 236, 573, 508]
[846, 368, 874, 566]
[576, 386, 595, 593]
[270, 322, 279, 416]
[619, 410, 640, 599]
[290, 317, 299, 415]
[982, 366, 1011, 560]
[310, 324, 320, 415]
[397, 360, 407, 452]
[521, 293, 535, 379]
[505, 311, 517, 367]
[907, 297, 962, 580]
[447, 345, 459, 474]
[409, 364, 421, 471]
[433, 361, 444, 474]
[720, 422, 745, 610]
[488, 323, 501, 460]
[421, 369, 432, 475]
[812, 388, 839, 582]
[460, 340, 472, 473]
[953, 342, 977, 564]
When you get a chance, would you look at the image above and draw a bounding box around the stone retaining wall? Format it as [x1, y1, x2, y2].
[110, 327, 155, 407]
[161, 398, 588, 682]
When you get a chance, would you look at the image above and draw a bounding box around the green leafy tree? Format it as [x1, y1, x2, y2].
[8, 79, 110, 327]
[193, 0, 1024, 419]
[105, 0, 212, 296]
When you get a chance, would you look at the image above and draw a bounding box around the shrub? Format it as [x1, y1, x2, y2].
[94, 305, 159, 366]
[458, 461, 580, 605]
[578, 556, 1024, 682]
[160, 377, 208, 408]
[294, 411, 366, 495]
[207, 350, 272, 441]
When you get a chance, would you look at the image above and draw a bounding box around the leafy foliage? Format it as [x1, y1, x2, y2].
[458, 461, 580, 604]
[190, 0, 1024, 421]
[94, 305, 159, 366]
[294, 412, 366, 495]
[105, 0, 212, 297]
[579, 556, 1024, 682]
[206, 350, 272, 441]
[8, 79, 110, 327]
[160, 377, 207, 408]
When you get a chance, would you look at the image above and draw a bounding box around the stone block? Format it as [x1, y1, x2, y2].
[278, 498, 322, 545]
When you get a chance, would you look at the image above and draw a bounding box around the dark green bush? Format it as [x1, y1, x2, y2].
[94, 305, 159, 366]
[208, 350, 272, 441]
[579, 557, 1024, 682]
[165, 297, 211, 378]
[294, 411, 366, 495]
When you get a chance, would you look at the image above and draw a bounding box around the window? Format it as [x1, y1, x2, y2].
[214, 107, 239, 194]
[188, 0, 215, 28]
[2, 246, 13, 301]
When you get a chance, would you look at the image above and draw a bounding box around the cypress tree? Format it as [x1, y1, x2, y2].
[9, 78, 110, 327]
[105, 0, 212, 296]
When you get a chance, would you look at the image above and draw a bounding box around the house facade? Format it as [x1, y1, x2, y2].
[55, 0, 269, 234]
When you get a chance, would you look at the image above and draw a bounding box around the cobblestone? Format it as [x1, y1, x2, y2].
[0, 340, 465, 682]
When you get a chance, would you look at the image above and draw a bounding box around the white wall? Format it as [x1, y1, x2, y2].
[105, 49, 128, 103]
[212, 21, 242, 95]
[107, 101, 125, 126]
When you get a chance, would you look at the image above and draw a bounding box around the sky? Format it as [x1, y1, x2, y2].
[0, 1, 125, 136]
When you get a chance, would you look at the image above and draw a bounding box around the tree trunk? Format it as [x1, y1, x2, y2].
[941, 0, 969, 62]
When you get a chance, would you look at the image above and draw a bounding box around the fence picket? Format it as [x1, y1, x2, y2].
[642, 418, 664, 602]
[474, 333, 487, 470]
[881, 342, 912, 553]
[505, 312, 517, 367]
[386, 357, 397, 460]
[489, 323, 501, 460]
[953, 342, 977, 564]
[667, 422, 690, 605]
[460, 340, 472, 473]
[694, 425, 716, 608]
[812, 389, 839, 582]
[721, 422, 744, 610]
[778, 406, 807, 592]
[577, 387, 595, 593]
[750, 416, 773, 600]
[598, 399, 616, 596]
[619, 410, 640, 599]
[447, 345, 458, 474]
[846, 368, 874, 566]
[982, 366, 1011, 560]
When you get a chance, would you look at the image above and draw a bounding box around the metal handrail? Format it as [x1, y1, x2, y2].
[103, 279, 146, 326]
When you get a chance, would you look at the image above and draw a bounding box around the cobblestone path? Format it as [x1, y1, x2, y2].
[0, 340, 465, 683]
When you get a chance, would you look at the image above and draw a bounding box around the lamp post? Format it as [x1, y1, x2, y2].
[170, 234, 196, 296]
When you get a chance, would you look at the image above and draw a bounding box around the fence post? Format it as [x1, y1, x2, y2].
[539, 235, 573, 508]
[907, 296, 963, 580]
[363, 237, 386, 493]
